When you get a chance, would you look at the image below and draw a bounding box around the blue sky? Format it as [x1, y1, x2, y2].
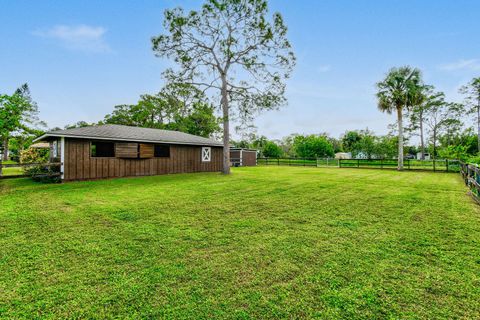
[1, 0, 479, 140]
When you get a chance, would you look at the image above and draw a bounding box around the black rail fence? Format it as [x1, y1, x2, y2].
[257, 157, 341, 167]
[0, 162, 62, 179]
[256, 157, 460, 172]
[460, 162, 480, 203]
[338, 159, 460, 172]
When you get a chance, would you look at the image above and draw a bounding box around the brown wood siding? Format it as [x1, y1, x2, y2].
[242, 150, 257, 166]
[116, 143, 138, 158]
[230, 150, 240, 161]
[63, 138, 223, 181]
[229, 149, 257, 166]
[139, 144, 154, 158]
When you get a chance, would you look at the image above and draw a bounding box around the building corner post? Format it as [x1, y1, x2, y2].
[60, 137, 65, 180]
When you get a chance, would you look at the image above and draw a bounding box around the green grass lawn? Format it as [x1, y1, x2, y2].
[1, 167, 479, 319]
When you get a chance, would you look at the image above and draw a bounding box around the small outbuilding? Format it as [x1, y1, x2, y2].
[34, 124, 223, 181]
[416, 152, 431, 160]
[230, 148, 257, 167]
[335, 152, 352, 159]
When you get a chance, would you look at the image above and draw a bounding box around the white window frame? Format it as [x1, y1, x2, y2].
[201, 147, 211, 162]
[52, 140, 58, 158]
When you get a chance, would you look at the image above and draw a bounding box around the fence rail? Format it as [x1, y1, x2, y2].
[461, 162, 480, 203]
[256, 157, 460, 172]
[0, 162, 62, 179]
[338, 159, 460, 172]
[257, 157, 319, 167]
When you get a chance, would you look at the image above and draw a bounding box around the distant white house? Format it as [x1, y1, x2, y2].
[335, 152, 352, 159]
[416, 152, 431, 160]
[355, 152, 369, 159]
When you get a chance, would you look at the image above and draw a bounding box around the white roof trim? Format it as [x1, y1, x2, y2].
[34, 133, 223, 147]
[230, 148, 257, 152]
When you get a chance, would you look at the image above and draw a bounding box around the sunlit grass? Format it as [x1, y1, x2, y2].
[0, 167, 479, 318]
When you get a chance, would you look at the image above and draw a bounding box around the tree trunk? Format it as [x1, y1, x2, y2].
[419, 112, 425, 160]
[2, 138, 8, 161]
[220, 79, 230, 174]
[397, 107, 404, 170]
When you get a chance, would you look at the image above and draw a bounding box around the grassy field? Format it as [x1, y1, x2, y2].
[1, 167, 479, 319]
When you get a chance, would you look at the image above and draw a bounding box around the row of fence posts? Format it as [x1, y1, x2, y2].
[337, 158, 456, 172]
[256, 157, 459, 172]
[260, 157, 318, 166]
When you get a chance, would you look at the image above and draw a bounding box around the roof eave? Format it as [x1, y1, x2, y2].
[33, 133, 223, 147]
[229, 148, 257, 151]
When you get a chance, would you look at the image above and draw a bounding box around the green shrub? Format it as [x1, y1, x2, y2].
[20, 147, 59, 183]
[293, 135, 335, 158]
[467, 156, 480, 165]
[27, 164, 61, 183]
[20, 147, 49, 164]
[262, 141, 283, 158]
[438, 145, 469, 161]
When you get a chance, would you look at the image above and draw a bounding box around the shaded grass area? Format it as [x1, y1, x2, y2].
[0, 167, 479, 319]
[2, 167, 24, 176]
[1, 161, 24, 176]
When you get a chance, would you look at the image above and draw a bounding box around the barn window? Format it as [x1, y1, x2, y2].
[91, 141, 115, 157]
[154, 145, 170, 157]
[202, 147, 211, 162]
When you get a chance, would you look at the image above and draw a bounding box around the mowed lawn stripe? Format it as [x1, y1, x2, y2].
[0, 167, 479, 319]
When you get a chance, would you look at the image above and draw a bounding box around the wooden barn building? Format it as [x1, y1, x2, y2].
[229, 148, 257, 167]
[34, 124, 223, 181]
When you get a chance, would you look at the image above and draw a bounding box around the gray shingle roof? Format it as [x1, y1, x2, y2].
[35, 124, 223, 146]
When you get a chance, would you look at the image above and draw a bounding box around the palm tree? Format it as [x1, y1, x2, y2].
[376, 66, 422, 170]
[460, 77, 480, 153]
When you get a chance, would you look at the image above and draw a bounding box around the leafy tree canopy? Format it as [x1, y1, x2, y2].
[293, 135, 334, 158]
[460, 77, 480, 152]
[262, 141, 283, 158]
[103, 84, 221, 138]
[0, 84, 43, 160]
[152, 0, 295, 173]
[64, 121, 94, 130]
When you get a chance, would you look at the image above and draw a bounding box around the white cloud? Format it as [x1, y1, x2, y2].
[439, 59, 480, 72]
[33, 25, 111, 53]
[317, 64, 331, 73]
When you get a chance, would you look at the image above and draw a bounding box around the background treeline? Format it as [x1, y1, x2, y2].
[234, 72, 480, 162]
[1, 83, 221, 162]
[232, 126, 478, 160]
[232, 130, 395, 159]
[2, 74, 480, 163]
